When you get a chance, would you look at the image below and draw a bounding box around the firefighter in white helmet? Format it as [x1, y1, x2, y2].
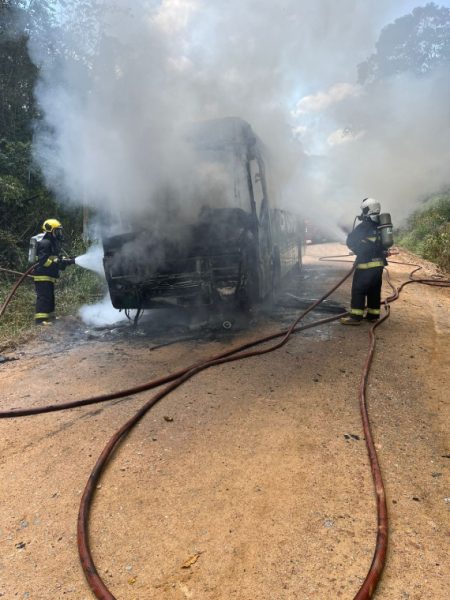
[340, 198, 388, 325]
[32, 219, 76, 325]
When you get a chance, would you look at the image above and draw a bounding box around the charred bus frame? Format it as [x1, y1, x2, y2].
[102, 118, 303, 313]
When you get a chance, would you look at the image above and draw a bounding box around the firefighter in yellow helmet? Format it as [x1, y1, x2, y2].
[32, 219, 76, 325]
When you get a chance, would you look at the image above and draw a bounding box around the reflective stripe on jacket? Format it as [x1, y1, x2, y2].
[33, 275, 58, 283]
[356, 260, 384, 269]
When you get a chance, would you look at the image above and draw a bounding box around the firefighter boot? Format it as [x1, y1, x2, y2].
[365, 309, 381, 323]
[340, 316, 362, 326]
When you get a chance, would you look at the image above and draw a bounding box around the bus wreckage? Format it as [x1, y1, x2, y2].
[102, 117, 304, 314]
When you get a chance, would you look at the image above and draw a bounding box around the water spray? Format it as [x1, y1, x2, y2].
[74, 244, 105, 276]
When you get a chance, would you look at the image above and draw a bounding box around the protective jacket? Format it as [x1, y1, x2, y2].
[344, 218, 387, 321]
[346, 219, 387, 268]
[33, 234, 62, 282]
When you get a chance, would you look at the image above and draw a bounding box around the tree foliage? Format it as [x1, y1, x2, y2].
[358, 3, 450, 84]
[0, 0, 82, 267]
[0, 1, 38, 141]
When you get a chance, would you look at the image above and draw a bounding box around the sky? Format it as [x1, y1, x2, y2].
[24, 0, 450, 237]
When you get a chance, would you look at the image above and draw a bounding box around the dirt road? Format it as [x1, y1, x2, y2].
[0, 243, 449, 600]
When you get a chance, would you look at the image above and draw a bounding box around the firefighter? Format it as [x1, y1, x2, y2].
[340, 198, 387, 325]
[33, 219, 75, 325]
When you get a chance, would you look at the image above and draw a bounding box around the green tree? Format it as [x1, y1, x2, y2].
[0, 1, 84, 267]
[0, 136, 83, 267]
[0, 1, 39, 141]
[358, 3, 450, 84]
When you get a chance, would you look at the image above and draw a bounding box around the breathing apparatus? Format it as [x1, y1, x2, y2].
[377, 213, 394, 249]
[355, 198, 394, 249]
[28, 233, 45, 264]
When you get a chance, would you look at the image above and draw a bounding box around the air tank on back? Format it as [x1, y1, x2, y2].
[378, 213, 394, 249]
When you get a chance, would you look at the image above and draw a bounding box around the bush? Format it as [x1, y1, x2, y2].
[422, 222, 450, 273]
[397, 193, 450, 272]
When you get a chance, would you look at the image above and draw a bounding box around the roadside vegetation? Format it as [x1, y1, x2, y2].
[396, 192, 450, 273]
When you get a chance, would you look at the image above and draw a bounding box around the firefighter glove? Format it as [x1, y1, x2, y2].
[60, 257, 76, 268]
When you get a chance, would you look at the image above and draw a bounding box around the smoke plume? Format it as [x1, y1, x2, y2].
[25, 1, 450, 232]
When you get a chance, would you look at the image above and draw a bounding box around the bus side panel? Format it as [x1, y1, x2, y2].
[270, 209, 303, 278]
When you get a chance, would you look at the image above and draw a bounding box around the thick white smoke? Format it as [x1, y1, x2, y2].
[78, 293, 128, 327]
[293, 67, 450, 229]
[21, 0, 448, 254]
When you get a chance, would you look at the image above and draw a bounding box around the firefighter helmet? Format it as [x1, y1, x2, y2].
[42, 218, 64, 240]
[42, 218, 62, 233]
[360, 198, 380, 217]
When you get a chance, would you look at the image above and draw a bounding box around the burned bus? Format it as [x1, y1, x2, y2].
[102, 117, 303, 313]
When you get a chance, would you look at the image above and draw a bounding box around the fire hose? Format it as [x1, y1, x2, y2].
[1, 259, 449, 599]
[0, 263, 36, 319]
[0, 266, 35, 278]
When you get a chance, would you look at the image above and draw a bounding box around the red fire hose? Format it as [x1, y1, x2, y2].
[0, 264, 36, 319]
[0, 311, 346, 418]
[76, 267, 355, 600]
[76, 262, 449, 600]
[1, 258, 449, 599]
